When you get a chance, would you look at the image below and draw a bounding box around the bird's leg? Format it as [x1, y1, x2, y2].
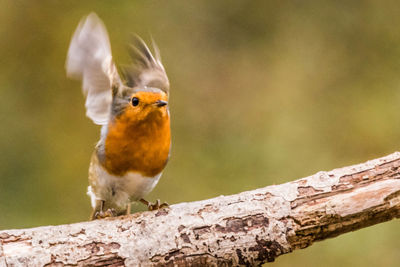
[125, 203, 131, 215]
[140, 198, 169, 211]
[91, 200, 116, 220]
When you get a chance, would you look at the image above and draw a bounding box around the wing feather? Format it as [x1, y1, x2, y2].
[122, 36, 169, 94]
[66, 13, 119, 125]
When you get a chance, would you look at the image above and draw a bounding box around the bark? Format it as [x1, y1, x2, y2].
[1, 152, 400, 266]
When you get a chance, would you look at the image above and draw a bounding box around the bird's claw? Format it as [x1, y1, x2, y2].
[94, 208, 116, 219]
[140, 199, 169, 211]
[148, 199, 169, 211]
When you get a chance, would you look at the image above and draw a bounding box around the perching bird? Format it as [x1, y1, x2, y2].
[66, 13, 171, 220]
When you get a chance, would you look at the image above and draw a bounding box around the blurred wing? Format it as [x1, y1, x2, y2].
[66, 13, 119, 125]
[122, 36, 169, 94]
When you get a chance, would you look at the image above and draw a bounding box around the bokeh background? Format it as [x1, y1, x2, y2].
[1, 0, 399, 266]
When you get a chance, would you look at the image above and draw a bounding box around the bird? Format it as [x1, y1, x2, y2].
[65, 13, 171, 220]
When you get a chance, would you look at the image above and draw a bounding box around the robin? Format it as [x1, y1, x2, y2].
[65, 13, 171, 220]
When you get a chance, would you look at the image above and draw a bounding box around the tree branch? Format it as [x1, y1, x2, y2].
[1, 153, 400, 266]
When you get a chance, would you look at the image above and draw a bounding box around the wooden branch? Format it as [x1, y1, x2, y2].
[1, 153, 400, 266]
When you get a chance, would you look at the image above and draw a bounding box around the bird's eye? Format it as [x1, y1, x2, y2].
[131, 97, 139, 106]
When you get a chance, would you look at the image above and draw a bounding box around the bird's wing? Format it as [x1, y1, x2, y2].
[66, 13, 120, 125]
[122, 36, 169, 94]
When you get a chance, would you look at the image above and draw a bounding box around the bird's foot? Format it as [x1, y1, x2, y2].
[94, 208, 116, 219]
[140, 199, 169, 211]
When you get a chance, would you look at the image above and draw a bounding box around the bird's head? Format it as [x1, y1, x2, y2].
[127, 90, 168, 120]
[111, 87, 169, 124]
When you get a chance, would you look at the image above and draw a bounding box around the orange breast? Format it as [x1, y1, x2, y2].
[104, 109, 171, 177]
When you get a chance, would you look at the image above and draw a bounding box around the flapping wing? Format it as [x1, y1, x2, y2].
[122, 36, 169, 94]
[66, 13, 120, 125]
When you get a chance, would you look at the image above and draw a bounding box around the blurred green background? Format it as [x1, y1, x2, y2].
[0, 0, 399, 266]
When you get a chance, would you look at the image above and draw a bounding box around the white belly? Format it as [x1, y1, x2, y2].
[87, 163, 162, 209]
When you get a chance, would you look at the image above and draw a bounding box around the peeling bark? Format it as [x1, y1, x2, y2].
[1, 152, 400, 266]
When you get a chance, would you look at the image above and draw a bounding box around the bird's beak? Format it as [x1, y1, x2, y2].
[154, 100, 168, 107]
